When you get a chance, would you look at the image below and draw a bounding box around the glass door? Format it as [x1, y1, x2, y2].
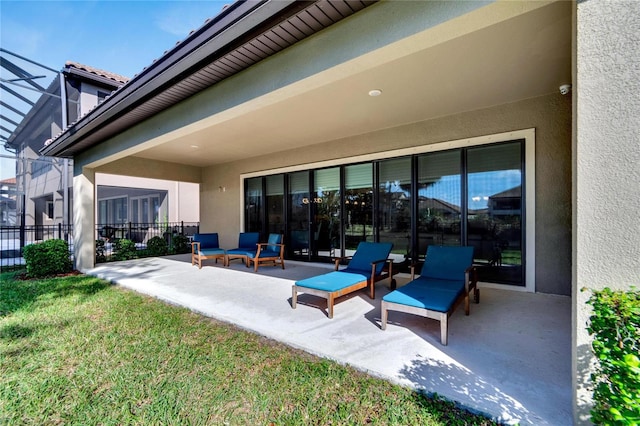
[266, 175, 284, 235]
[378, 157, 412, 262]
[417, 150, 462, 258]
[288, 171, 310, 259]
[344, 163, 373, 255]
[466, 142, 524, 285]
[312, 168, 340, 260]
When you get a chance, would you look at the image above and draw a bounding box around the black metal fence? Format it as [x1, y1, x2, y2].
[0, 221, 200, 269]
[1, 223, 73, 270]
[96, 222, 199, 263]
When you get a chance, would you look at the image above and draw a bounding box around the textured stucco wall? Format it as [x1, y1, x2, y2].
[573, 0, 640, 423]
[203, 93, 572, 295]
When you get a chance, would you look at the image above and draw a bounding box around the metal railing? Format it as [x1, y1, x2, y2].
[0, 221, 201, 269]
[1, 223, 73, 270]
[96, 221, 199, 263]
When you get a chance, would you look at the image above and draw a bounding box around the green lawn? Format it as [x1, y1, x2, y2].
[0, 272, 497, 425]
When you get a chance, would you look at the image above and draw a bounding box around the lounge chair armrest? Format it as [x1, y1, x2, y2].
[191, 241, 200, 254]
[333, 256, 353, 270]
[464, 265, 477, 292]
[370, 258, 390, 266]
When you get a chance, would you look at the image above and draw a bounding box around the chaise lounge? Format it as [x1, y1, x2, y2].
[380, 245, 478, 345]
[292, 242, 394, 318]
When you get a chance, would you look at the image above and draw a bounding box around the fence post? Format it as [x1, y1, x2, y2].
[181, 221, 184, 235]
[128, 222, 133, 240]
[58, 222, 62, 239]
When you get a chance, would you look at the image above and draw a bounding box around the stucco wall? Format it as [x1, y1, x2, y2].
[202, 93, 572, 295]
[573, 0, 640, 423]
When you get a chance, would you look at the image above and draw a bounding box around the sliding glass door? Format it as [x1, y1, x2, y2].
[466, 142, 523, 285]
[245, 139, 525, 285]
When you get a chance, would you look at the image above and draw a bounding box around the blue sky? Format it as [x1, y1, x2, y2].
[1, 0, 231, 178]
[1, 0, 232, 79]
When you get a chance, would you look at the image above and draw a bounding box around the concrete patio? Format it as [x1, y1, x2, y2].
[86, 255, 572, 425]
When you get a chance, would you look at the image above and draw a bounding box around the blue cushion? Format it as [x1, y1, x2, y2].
[257, 249, 280, 258]
[383, 281, 463, 313]
[409, 276, 465, 293]
[420, 246, 474, 281]
[238, 232, 260, 249]
[199, 248, 225, 256]
[227, 248, 252, 256]
[347, 242, 393, 275]
[193, 233, 219, 249]
[295, 271, 368, 292]
[266, 234, 282, 252]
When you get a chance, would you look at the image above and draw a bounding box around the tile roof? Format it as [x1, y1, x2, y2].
[65, 61, 129, 84]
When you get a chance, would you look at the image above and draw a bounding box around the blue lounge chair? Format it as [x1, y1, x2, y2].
[226, 232, 260, 266]
[380, 245, 478, 345]
[292, 242, 394, 318]
[247, 233, 285, 272]
[191, 233, 225, 269]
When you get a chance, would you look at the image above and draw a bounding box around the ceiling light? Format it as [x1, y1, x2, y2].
[368, 89, 382, 97]
[190, 145, 199, 149]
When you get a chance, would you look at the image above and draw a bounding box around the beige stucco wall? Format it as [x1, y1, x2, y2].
[202, 92, 572, 295]
[573, 0, 640, 423]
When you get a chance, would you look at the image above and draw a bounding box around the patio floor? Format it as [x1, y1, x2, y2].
[86, 254, 572, 425]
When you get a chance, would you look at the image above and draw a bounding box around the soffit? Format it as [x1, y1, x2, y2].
[46, 0, 375, 157]
[131, 1, 572, 168]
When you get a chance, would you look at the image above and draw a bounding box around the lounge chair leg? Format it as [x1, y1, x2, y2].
[381, 301, 388, 330]
[291, 286, 297, 309]
[327, 295, 334, 319]
[440, 314, 448, 346]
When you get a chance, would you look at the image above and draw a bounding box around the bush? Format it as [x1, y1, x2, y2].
[171, 234, 190, 254]
[113, 239, 137, 261]
[22, 239, 73, 278]
[586, 287, 640, 425]
[146, 236, 168, 257]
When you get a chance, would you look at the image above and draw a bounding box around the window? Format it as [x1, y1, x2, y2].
[46, 201, 54, 220]
[243, 135, 531, 287]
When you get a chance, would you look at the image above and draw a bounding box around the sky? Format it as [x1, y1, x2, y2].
[0, 0, 232, 179]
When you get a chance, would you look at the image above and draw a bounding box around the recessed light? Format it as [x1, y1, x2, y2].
[190, 145, 199, 149]
[368, 89, 382, 97]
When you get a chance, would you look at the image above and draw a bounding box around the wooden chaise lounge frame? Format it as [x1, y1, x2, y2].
[380, 245, 479, 345]
[292, 242, 395, 318]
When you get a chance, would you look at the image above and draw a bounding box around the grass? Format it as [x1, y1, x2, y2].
[0, 271, 497, 425]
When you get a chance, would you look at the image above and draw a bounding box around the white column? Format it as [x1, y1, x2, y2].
[574, 1, 640, 423]
[73, 167, 96, 271]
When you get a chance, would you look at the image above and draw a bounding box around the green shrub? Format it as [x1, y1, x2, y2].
[22, 239, 73, 278]
[95, 239, 107, 263]
[146, 236, 168, 256]
[586, 287, 640, 425]
[113, 239, 137, 261]
[171, 234, 190, 254]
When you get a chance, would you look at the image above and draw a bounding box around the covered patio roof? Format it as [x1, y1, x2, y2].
[42, 0, 571, 170]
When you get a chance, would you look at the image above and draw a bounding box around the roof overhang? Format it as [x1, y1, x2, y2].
[42, 0, 375, 158]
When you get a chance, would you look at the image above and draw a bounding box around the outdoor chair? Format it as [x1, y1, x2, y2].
[225, 232, 260, 267]
[191, 233, 225, 269]
[380, 245, 478, 345]
[292, 242, 394, 318]
[246, 233, 285, 272]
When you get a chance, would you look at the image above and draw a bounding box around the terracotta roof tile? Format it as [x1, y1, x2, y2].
[65, 61, 129, 84]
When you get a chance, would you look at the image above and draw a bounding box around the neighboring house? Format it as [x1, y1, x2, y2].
[40, 1, 639, 423]
[4, 62, 199, 240]
[0, 177, 17, 225]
